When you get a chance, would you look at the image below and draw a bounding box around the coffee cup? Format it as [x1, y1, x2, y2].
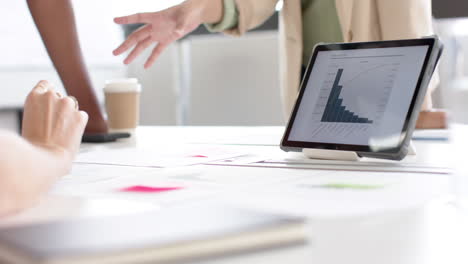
[104, 78, 141, 133]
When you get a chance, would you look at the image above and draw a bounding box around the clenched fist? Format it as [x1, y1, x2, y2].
[22, 80, 88, 163]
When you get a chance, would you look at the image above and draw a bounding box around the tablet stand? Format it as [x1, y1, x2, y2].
[302, 148, 360, 161]
[408, 141, 417, 156]
[302, 141, 416, 161]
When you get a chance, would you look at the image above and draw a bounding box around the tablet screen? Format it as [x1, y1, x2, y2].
[285, 43, 431, 152]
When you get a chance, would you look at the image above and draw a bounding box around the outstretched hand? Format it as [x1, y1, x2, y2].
[112, 0, 223, 68]
[113, 6, 200, 68]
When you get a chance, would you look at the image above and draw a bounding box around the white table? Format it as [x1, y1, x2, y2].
[2, 126, 467, 264]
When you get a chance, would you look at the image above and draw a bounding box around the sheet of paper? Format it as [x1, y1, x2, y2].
[52, 162, 452, 218]
[56, 164, 168, 187]
[207, 153, 452, 174]
[220, 163, 450, 174]
[215, 170, 452, 218]
[258, 158, 452, 174]
[169, 165, 303, 186]
[52, 164, 222, 206]
[299, 182, 386, 190]
[75, 145, 247, 168]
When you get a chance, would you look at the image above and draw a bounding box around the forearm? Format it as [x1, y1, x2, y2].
[0, 132, 71, 216]
[181, 0, 224, 25]
[27, 0, 106, 133]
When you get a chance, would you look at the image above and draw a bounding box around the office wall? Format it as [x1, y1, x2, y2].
[127, 45, 178, 125]
[434, 19, 468, 110]
[188, 32, 283, 126]
[127, 31, 283, 126]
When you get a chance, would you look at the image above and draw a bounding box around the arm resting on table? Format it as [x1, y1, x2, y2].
[0, 131, 71, 217]
[27, 0, 107, 133]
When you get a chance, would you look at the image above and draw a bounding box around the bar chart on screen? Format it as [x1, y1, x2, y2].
[309, 54, 402, 140]
[320, 69, 373, 124]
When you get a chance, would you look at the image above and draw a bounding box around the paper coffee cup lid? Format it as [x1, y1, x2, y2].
[104, 78, 141, 93]
[105, 78, 138, 85]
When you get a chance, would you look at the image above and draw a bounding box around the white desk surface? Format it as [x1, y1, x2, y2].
[2, 125, 468, 264]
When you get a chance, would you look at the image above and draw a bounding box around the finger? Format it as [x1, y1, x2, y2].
[40, 82, 56, 94]
[144, 43, 168, 69]
[114, 13, 152, 25]
[79, 111, 89, 127]
[68, 96, 79, 110]
[113, 25, 152, 56]
[26, 81, 50, 107]
[59, 96, 77, 112]
[45, 88, 60, 99]
[32, 80, 51, 94]
[60, 96, 78, 110]
[124, 37, 153, 64]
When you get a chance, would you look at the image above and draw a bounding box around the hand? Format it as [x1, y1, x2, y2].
[113, 0, 223, 68]
[112, 5, 198, 68]
[22, 80, 89, 161]
[415, 110, 448, 129]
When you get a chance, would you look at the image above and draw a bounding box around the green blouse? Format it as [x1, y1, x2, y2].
[301, 0, 343, 64]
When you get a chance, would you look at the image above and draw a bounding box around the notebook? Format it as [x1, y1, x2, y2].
[0, 203, 306, 264]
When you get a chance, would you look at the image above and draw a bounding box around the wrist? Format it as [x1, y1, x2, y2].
[29, 141, 74, 175]
[182, 0, 223, 24]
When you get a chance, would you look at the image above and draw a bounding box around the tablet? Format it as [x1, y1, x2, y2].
[281, 37, 442, 160]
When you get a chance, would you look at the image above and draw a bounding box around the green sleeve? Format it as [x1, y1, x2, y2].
[205, 0, 239, 32]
